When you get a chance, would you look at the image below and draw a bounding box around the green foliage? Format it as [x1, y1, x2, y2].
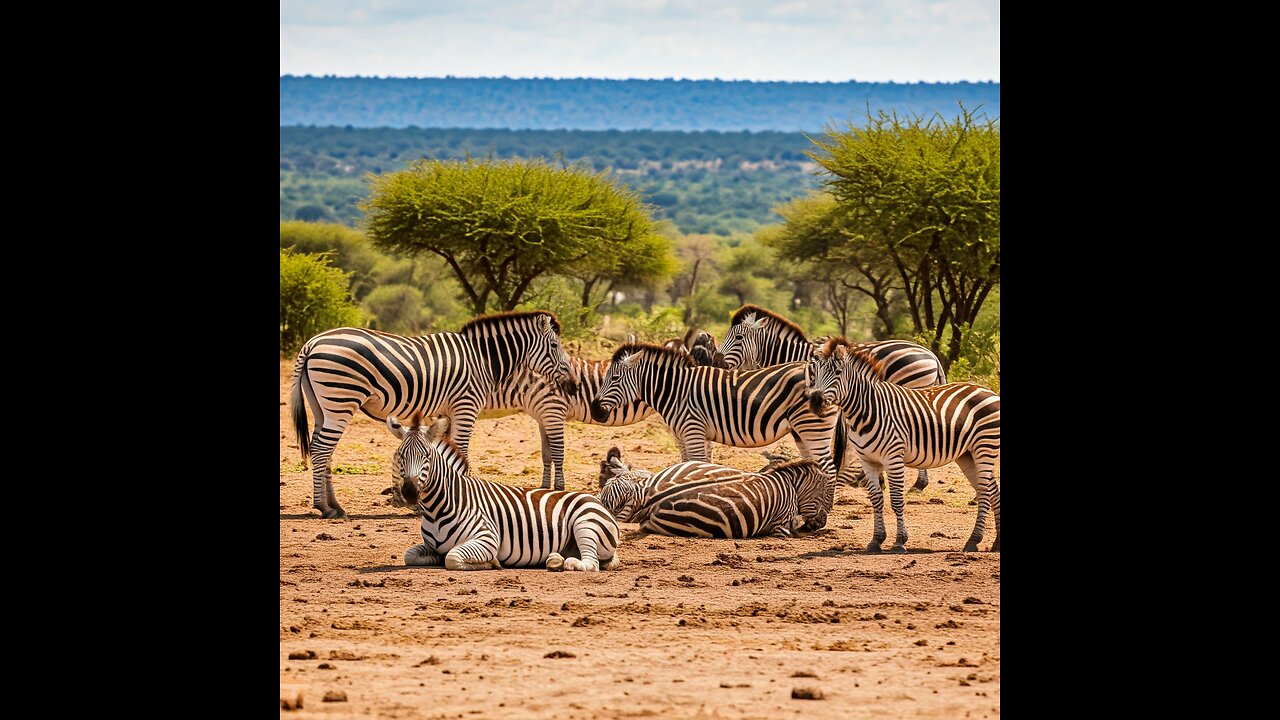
[280, 221, 381, 300]
[362, 284, 432, 335]
[279, 127, 823, 236]
[279, 248, 362, 357]
[799, 106, 1000, 367]
[518, 277, 600, 340]
[362, 157, 658, 314]
[625, 306, 687, 343]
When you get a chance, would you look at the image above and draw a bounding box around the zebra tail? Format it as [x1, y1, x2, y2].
[290, 351, 311, 468]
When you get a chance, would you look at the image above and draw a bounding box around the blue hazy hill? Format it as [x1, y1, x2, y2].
[280, 76, 999, 132]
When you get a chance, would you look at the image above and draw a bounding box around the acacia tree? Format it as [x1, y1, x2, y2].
[763, 193, 903, 339]
[361, 158, 657, 314]
[804, 107, 1000, 366]
[564, 232, 677, 309]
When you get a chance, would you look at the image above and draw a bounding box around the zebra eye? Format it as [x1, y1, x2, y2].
[734, 332, 742, 339]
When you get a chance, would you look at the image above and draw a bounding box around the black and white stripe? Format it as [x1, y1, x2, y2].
[626, 460, 830, 537]
[289, 311, 576, 518]
[717, 304, 947, 489]
[588, 343, 849, 526]
[807, 338, 1001, 553]
[391, 415, 620, 571]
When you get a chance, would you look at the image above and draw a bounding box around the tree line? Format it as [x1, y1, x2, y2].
[281, 109, 999, 388]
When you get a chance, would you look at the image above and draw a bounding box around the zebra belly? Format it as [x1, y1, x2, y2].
[705, 417, 791, 448]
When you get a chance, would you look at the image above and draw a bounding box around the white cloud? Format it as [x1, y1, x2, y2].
[279, 0, 999, 82]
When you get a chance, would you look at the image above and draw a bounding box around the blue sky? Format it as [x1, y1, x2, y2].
[280, 1, 999, 82]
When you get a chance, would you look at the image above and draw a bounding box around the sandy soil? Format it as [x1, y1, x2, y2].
[279, 360, 1000, 718]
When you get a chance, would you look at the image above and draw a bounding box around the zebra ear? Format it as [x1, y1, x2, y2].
[620, 351, 638, 368]
[626, 332, 636, 345]
[387, 415, 408, 440]
[425, 416, 451, 441]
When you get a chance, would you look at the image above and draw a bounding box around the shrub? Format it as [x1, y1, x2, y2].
[280, 248, 362, 357]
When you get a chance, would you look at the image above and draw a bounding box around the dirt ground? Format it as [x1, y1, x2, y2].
[279, 360, 1000, 718]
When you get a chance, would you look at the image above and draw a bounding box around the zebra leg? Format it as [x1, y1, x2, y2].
[912, 468, 929, 491]
[405, 543, 442, 566]
[546, 412, 567, 491]
[307, 422, 350, 519]
[538, 427, 554, 490]
[681, 433, 710, 463]
[562, 520, 609, 572]
[957, 453, 999, 552]
[862, 461, 887, 553]
[885, 459, 909, 553]
[444, 539, 502, 571]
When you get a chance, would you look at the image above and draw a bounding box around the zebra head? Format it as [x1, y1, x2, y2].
[387, 413, 451, 506]
[717, 312, 767, 369]
[597, 477, 645, 522]
[795, 466, 831, 532]
[529, 314, 579, 397]
[805, 342, 848, 414]
[590, 350, 641, 422]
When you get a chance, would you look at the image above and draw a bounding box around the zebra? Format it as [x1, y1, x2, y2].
[587, 343, 849, 525]
[806, 337, 1000, 553]
[625, 460, 830, 537]
[289, 311, 577, 519]
[391, 414, 621, 571]
[717, 304, 947, 490]
[596, 445, 802, 522]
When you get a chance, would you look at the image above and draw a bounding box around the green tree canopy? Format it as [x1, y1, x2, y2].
[804, 106, 1000, 366]
[280, 248, 362, 357]
[361, 157, 659, 314]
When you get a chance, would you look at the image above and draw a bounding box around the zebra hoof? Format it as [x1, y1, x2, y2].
[546, 552, 565, 571]
[912, 477, 928, 492]
[865, 543, 883, 554]
[320, 507, 347, 520]
[963, 541, 980, 552]
[990, 539, 1000, 552]
[889, 545, 907, 554]
[554, 484, 565, 491]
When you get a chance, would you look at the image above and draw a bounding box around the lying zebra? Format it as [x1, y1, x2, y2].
[624, 459, 830, 537]
[596, 445, 802, 522]
[390, 414, 621, 571]
[807, 338, 1001, 553]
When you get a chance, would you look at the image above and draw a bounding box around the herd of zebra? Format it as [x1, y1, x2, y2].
[287, 304, 1001, 573]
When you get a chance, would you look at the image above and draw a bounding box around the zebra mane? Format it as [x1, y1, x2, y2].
[459, 310, 561, 335]
[818, 337, 887, 376]
[431, 435, 470, 474]
[729, 304, 808, 341]
[611, 342, 698, 368]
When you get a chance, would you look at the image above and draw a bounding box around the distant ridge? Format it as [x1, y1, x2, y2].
[280, 76, 999, 132]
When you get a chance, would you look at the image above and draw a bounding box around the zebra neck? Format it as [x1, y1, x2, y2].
[462, 325, 535, 387]
[772, 333, 813, 366]
[637, 358, 688, 414]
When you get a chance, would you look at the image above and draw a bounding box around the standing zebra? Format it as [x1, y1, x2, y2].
[717, 304, 947, 490]
[588, 343, 848, 524]
[806, 338, 1000, 553]
[391, 414, 620, 571]
[626, 460, 830, 537]
[289, 311, 576, 518]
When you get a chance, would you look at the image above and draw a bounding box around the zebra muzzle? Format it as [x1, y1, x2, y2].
[589, 399, 613, 423]
[807, 391, 827, 414]
[399, 478, 420, 506]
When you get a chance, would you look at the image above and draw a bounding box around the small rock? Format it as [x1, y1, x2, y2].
[791, 671, 819, 678]
[678, 575, 694, 582]
[329, 650, 361, 660]
[873, 613, 888, 620]
[544, 650, 576, 659]
[317, 663, 335, 669]
[791, 687, 824, 700]
[314, 533, 337, 541]
[280, 692, 304, 710]
[561, 602, 571, 611]
[678, 619, 687, 626]
[914, 639, 929, 646]
[571, 616, 595, 627]
[287, 651, 317, 660]
[928, 498, 944, 505]
[416, 656, 441, 666]
[963, 596, 984, 604]
[322, 690, 348, 702]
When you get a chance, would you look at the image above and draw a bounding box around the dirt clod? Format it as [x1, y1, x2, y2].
[791, 687, 824, 700]
[323, 690, 348, 702]
[287, 651, 317, 660]
[544, 650, 576, 659]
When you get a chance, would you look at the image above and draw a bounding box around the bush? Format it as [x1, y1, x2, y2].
[362, 284, 431, 336]
[280, 248, 363, 357]
[625, 306, 686, 343]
